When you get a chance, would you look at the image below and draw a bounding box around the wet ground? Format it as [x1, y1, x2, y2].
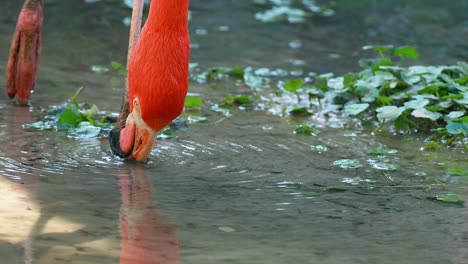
[0, 0, 467, 263]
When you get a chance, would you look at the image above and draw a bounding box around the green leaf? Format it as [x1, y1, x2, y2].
[376, 96, 392, 105]
[234, 95, 253, 106]
[289, 107, 312, 116]
[111, 61, 127, 72]
[391, 46, 419, 60]
[344, 103, 369, 116]
[447, 168, 468, 177]
[283, 79, 304, 93]
[368, 147, 398, 155]
[57, 104, 83, 129]
[185, 96, 203, 108]
[424, 141, 439, 149]
[362, 45, 394, 55]
[295, 124, 315, 135]
[442, 94, 464, 100]
[418, 85, 439, 95]
[358, 58, 393, 72]
[228, 67, 245, 78]
[158, 127, 177, 139]
[435, 193, 464, 203]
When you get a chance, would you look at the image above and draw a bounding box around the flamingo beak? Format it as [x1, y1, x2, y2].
[109, 98, 157, 161]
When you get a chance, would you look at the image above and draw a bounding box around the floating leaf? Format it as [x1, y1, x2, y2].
[376, 106, 405, 121]
[283, 79, 304, 93]
[111, 61, 127, 72]
[446, 121, 468, 135]
[446, 111, 465, 120]
[255, 6, 307, 23]
[369, 162, 400, 171]
[333, 159, 362, 169]
[57, 105, 82, 130]
[447, 168, 468, 177]
[22, 121, 53, 131]
[392, 46, 420, 60]
[185, 96, 203, 108]
[210, 105, 231, 117]
[289, 107, 312, 116]
[344, 103, 369, 116]
[411, 108, 442, 121]
[244, 67, 266, 91]
[187, 115, 207, 123]
[311, 145, 328, 152]
[91, 65, 109, 73]
[404, 98, 429, 109]
[435, 193, 464, 203]
[424, 141, 439, 149]
[218, 226, 236, 233]
[368, 147, 398, 155]
[68, 123, 102, 139]
[362, 45, 394, 55]
[295, 124, 315, 135]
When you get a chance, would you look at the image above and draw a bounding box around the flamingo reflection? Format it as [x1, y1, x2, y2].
[119, 166, 180, 264]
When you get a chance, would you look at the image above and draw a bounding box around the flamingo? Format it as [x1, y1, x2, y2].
[6, 0, 43, 106]
[6, 0, 191, 161]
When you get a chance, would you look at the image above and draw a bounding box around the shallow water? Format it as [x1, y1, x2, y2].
[0, 1, 467, 263]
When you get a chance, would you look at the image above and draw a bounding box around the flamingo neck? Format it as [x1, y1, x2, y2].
[147, 0, 189, 31]
[24, 0, 43, 9]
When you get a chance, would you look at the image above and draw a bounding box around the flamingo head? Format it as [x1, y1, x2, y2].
[109, 98, 157, 161]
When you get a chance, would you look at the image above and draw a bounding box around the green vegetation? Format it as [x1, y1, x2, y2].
[27, 46, 467, 153]
[23, 87, 115, 138]
[190, 45, 467, 151]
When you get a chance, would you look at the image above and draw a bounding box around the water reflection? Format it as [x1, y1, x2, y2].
[119, 165, 179, 264]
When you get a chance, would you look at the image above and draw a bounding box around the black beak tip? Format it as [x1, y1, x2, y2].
[109, 128, 131, 158]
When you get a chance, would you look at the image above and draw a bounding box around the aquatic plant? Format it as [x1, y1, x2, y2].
[191, 46, 467, 151]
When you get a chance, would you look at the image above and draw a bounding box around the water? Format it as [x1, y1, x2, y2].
[0, 0, 467, 263]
